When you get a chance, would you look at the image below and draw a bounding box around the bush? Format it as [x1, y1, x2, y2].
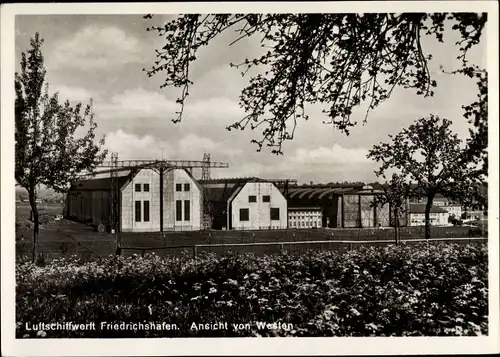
[16, 243, 488, 338]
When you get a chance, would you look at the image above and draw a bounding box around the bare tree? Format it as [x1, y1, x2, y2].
[15, 33, 107, 263]
[143, 13, 486, 154]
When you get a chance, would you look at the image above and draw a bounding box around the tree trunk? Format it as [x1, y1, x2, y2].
[424, 195, 434, 240]
[28, 189, 39, 263]
[394, 207, 400, 245]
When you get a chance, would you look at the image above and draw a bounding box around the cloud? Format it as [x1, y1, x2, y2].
[95, 87, 243, 132]
[178, 134, 217, 156]
[51, 85, 97, 104]
[104, 130, 175, 160]
[178, 134, 244, 160]
[103, 129, 241, 162]
[102, 129, 379, 183]
[52, 25, 144, 70]
[95, 87, 178, 120]
[290, 144, 371, 166]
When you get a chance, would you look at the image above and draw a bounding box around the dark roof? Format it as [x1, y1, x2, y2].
[288, 206, 322, 211]
[70, 175, 130, 191]
[203, 178, 286, 203]
[283, 186, 384, 202]
[200, 177, 263, 185]
[202, 177, 266, 202]
[409, 204, 448, 214]
[71, 167, 200, 192]
[205, 185, 241, 202]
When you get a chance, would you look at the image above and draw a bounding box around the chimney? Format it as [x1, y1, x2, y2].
[310, 181, 313, 186]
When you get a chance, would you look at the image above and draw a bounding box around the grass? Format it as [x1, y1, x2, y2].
[15, 203, 484, 262]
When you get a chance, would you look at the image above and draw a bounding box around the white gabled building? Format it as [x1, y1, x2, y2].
[409, 203, 450, 227]
[203, 178, 288, 230]
[66, 167, 203, 232]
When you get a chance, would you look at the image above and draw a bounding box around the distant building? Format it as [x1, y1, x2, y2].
[445, 204, 462, 219]
[409, 204, 450, 226]
[288, 206, 322, 228]
[66, 167, 203, 232]
[410, 193, 462, 219]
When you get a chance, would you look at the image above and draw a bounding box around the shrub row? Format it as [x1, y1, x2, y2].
[16, 242, 488, 337]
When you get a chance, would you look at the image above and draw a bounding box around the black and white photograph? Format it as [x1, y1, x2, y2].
[1, 1, 499, 356]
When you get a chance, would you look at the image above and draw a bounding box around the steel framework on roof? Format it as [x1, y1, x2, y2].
[98, 154, 230, 232]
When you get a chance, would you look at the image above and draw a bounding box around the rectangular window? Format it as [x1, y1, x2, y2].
[176, 200, 182, 221]
[143, 184, 150, 192]
[184, 183, 190, 192]
[144, 201, 150, 222]
[249, 195, 257, 203]
[135, 183, 141, 192]
[184, 200, 190, 221]
[176, 183, 182, 192]
[240, 208, 249, 221]
[135, 201, 141, 222]
[270, 207, 280, 221]
[263, 195, 270, 202]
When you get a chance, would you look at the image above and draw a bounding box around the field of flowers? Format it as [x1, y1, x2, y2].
[16, 242, 488, 338]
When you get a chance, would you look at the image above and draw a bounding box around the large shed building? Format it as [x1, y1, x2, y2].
[202, 178, 288, 230]
[280, 184, 408, 228]
[66, 167, 203, 232]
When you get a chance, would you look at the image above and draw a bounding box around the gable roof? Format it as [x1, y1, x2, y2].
[70, 175, 131, 191]
[202, 181, 242, 202]
[181, 168, 204, 193]
[288, 206, 322, 211]
[201, 178, 281, 203]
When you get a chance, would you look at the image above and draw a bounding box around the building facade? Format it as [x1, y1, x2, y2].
[203, 178, 288, 230]
[288, 206, 322, 228]
[228, 181, 288, 230]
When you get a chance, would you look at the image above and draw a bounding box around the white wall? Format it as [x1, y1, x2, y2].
[121, 168, 161, 232]
[230, 182, 287, 230]
[121, 168, 202, 232]
[163, 169, 202, 231]
[289, 210, 322, 228]
[446, 205, 462, 218]
[409, 212, 450, 226]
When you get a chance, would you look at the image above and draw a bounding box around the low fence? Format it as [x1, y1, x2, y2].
[16, 225, 486, 263]
[120, 225, 483, 248]
[117, 237, 488, 259]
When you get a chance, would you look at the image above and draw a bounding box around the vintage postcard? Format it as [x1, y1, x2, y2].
[1, 1, 499, 356]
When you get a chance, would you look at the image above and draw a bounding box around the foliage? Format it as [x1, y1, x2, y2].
[16, 243, 488, 337]
[15, 33, 107, 262]
[143, 13, 486, 154]
[458, 67, 488, 177]
[367, 115, 483, 239]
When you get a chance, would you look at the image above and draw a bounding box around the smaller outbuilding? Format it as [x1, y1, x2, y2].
[288, 206, 322, 229]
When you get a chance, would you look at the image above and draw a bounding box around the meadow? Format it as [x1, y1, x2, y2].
[15, 200, 484, 262]
[16, 242, 488, 338]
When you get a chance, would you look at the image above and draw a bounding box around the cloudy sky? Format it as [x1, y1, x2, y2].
[14, 14, 486, 184]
